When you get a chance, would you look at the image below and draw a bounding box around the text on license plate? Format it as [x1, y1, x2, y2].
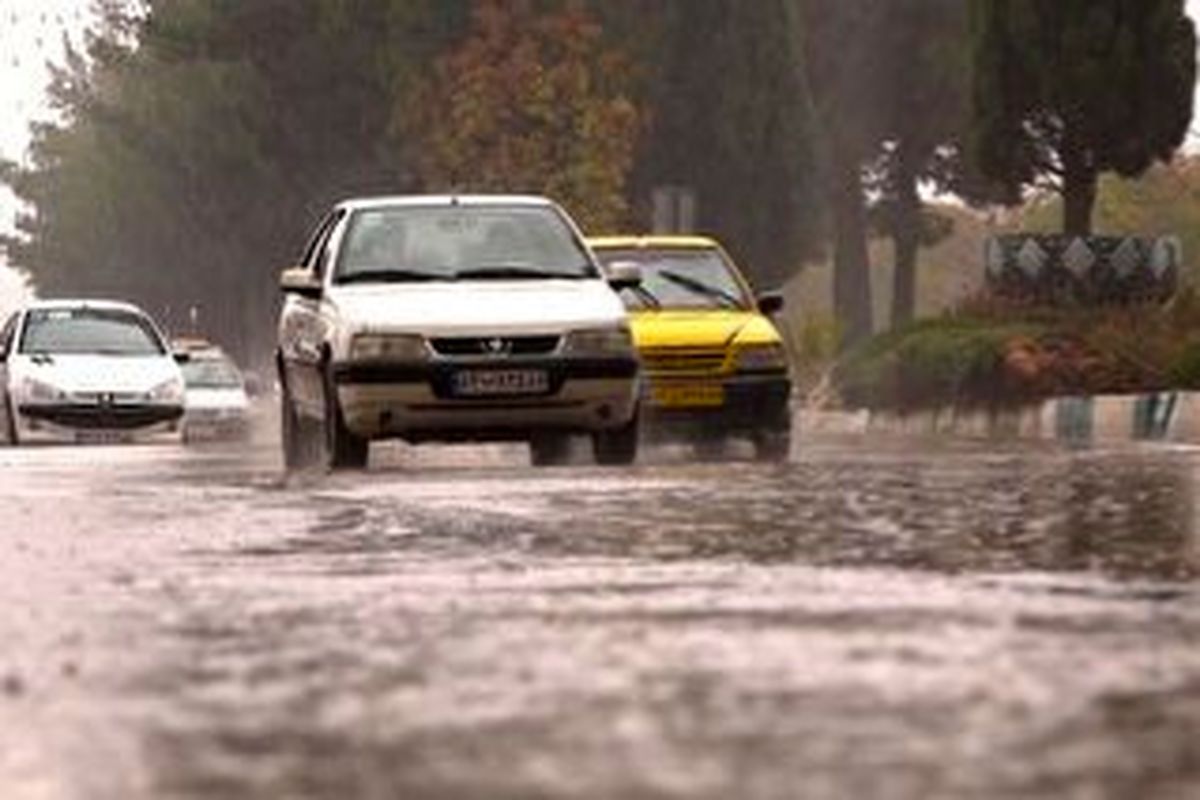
[453, 369, 550, 397]
[652, 383, 726, 408]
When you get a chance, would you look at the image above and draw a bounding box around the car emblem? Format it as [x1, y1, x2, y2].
[483, 338, 511, 357]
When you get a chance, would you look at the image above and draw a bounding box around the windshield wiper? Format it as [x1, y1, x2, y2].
[454, 264, 587, 281]
[336, 269, 448, 285]
[657, 270, 743, 309]
[624, 284, 662, 310]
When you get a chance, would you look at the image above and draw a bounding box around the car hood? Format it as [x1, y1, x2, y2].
[629, 310, 782, 350]
[185, 387, 249, 411]
[327, 280, 627, 335]
[11, 354, 180, 394]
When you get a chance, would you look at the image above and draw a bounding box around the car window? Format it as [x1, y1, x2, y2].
[182, 358, 243, 389]
[595, 248, 752, 311]
[0, 312, 17, 358]
[19, 308, 167, 356]
[300, 211, 343, 275]
[334, 205, 597, 283]
[313, 212, 346, 281]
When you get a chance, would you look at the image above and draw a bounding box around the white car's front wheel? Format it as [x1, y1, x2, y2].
[592, 409, 639, 466]
[3, 393, 18, 446]
[322, 367, 369, 471]
[280, 382, 312, 470]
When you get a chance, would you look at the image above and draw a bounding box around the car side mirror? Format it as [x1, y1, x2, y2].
[604, 260, 643, 291]
[757, 291, 784, 315]
[173, 351, 192, 365]
[280, 267, 323, 300]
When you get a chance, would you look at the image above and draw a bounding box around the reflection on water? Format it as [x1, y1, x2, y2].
[26, 438, 1199, 800]
[228, 442, 1200, 581]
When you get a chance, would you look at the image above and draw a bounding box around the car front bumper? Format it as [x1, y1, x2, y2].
[331, 357, 640, 441]
[15, 402, 185, 443]
[641, 372, 792, 438]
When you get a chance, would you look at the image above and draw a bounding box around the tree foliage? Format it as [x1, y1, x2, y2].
[2, 0, 471, 362]
[971, 0, 1197, 235]
[407, 0, 640, 232]
[600, 1, 823, 288]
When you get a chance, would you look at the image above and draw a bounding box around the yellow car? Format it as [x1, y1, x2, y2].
[588, 236, 792, 461]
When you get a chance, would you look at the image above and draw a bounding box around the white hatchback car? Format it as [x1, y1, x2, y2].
[276, 195, 642, 469]
[0, 300, 186, 444]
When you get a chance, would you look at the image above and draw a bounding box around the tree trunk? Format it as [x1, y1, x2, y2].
[829, 144, 873, 350]
[890, 139, 921, 329]
[1061, 132, 1097, 237]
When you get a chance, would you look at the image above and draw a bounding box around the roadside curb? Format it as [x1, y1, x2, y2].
[799, 392, 1200, 445]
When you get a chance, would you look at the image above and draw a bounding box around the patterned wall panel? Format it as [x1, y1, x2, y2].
[984, 235, 1180, 304]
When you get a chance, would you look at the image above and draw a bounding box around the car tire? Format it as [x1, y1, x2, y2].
[3, 394, 17, 446]
[530, 433, 572, 467]
[281, 382, 312, 470]
[592, 410, 639, 466]
[322, 367, 368, 470]
[753, 428, 791, 463]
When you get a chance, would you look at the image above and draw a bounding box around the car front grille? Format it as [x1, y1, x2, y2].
[640, 348, 729, 375]
[430, 336, 562, 358]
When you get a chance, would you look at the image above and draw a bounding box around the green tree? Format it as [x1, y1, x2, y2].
[790, 0, 893, 347]
[406, 0, 640, 232]
[2, 0, 471, 361]
[597, 0, 823, 288]
[868, 0, 973, 328]
[971, 0, 1197, 236]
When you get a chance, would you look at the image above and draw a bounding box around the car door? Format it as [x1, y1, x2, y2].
[281, 210, 343, 416]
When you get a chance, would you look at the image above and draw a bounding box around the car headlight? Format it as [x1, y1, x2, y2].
[148, 378, 185, 403]
[351, 334, 428, 362]
[562, 327, 634, 356]
[21, 377, 66, 403]
[735, 343, 788, 372]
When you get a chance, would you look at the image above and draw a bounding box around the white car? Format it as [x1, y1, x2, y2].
[180, 348, 250, 442]
[0, 300, 186, 444]
[275, 195, 642, 469]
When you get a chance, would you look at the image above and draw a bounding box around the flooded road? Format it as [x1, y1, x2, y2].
[2, 431, 1200, 799]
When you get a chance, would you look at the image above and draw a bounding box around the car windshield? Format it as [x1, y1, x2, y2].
[182, 358, 243, 389]
[334, 205, 597, 284]
[19, 307, 166, 356]
[595, 249, 751, 311]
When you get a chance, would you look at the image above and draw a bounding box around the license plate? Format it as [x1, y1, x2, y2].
[652, 382, 726, 408]
[452, 370, 550, 397]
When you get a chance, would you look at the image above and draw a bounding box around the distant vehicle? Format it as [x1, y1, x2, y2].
[0, 299, 186, 445]
[177, 345, 250, 442]
[589, 236, 792, 461]
[276, 195, 642, 470]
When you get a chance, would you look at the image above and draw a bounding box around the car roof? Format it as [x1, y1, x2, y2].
[22, 298, 149, 314]
[336, 195, 559, 213]
[588, 235, 721, 250]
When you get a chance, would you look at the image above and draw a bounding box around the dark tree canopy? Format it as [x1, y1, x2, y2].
[600, 0, 824, 288]
[971, 0, 1197, 235]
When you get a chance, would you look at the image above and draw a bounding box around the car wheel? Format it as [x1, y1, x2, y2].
[3, 393, 17, 446]
[280, 382, 310, 470]
[322, 367, 368, 470]
[530, 433, 572, 467]
[592, 410, 639, 466]
[753, 428, 791, 463]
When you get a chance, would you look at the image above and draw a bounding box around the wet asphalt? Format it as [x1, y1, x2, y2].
[2, 417, 1199, 799]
